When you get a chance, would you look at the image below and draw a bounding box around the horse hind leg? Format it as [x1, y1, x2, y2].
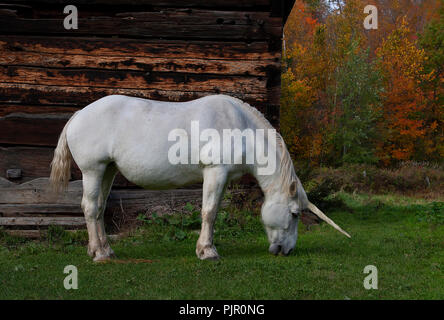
[81, 165, 114, 262]
[97, 163, 118, 258]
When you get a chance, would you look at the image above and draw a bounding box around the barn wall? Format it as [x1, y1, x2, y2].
[0, 0, 290, 186]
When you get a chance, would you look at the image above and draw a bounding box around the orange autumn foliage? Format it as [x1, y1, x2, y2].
[376, 17, 432, 163]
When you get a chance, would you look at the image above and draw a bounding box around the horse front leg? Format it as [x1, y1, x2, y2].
[196, 167, 227, 260]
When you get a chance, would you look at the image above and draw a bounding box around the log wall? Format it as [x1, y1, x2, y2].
[0, 0, 294, 235]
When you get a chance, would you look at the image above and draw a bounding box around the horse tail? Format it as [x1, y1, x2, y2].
[49, 112, 78, 193]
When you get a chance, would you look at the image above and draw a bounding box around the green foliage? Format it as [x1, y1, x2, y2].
[45, 226, 88, 246]
[137, 206, 202, 242]
[0, 228, 28, 248]
[419, 2, 444, 82]
[418, 3, 444, 161]
[328, 41, 383, 165]
[416, 202, 444, 225]
[136, 202, 261, 243]
[304, 163, 443, 196]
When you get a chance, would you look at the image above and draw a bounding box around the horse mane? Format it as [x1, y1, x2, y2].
[226, 95, 297, 195]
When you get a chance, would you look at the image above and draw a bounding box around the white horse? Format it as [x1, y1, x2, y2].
[50, 94, 350, 261]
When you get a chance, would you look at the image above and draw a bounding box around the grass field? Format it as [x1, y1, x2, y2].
[0, 192, 443, 300]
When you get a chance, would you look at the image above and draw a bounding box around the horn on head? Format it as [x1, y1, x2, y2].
[307, 202, 351, 238]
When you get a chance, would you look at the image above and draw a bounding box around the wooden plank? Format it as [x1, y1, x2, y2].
[0, 113, 69, 146]
[0, 83, 268, 107]
[0, 204, 82, 215]
[0, 66, 267, 93]
[0, 36, 280, 60]
[0, 104, 79, 117]
[0, 178, 221, 206]
[0, 177, 15, 187]
[0, 13, 281, 40]
[0, 216, 85, 226]
[0, 146, 80, 181]
[0, 185, 82, 205]
[0, 50, 279, 77]
[1, 1, 271, 9]
[111, 10, 281, 27]
[0, 146, 134, 186]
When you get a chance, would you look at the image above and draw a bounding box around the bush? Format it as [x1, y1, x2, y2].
[302, 163, 443, 198]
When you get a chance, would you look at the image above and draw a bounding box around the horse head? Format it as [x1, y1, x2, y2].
[261, 179, 351, 256]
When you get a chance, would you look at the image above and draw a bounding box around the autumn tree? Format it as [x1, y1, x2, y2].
[328, 41, 383, 164]
[376, 17, 430, 163]
[418, 0, 444, 160]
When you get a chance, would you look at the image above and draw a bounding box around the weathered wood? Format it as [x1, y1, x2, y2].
[0, 83, 268, 107]
[0, 113, 70, 146]
[0, 146, 80, 181]
[0, 177, 245, 208]
[0, 179, 82, 205]
[0, 12, 281, 40]
[0, 216, 85, 226]
[0, 66, 267, 94]
[1, 50, 279, 77]
[0, 204, 82, 216]
[0, 36, 280, 60]
[0, 177, 15, 187]
[0, 146, 136, 186]
[0, 104, 79, 117]
[1, 1, 271, 9]
[112, 10, 281, 27]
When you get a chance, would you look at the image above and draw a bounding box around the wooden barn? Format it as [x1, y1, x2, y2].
[0, 0, 295, 236]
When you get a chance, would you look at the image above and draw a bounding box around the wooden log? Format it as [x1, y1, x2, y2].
[0, 83, 268, 107]
[0, 177, 15, 187]
[0, 146, 80, 181]
[0, 216, 85, 226]
[111, 10, 282, 27]
[0, 66, 267, 94]
[0, 12, 281, 40]
[0, 104, 79, 117]
[0, 113, 70, 146]
[0, 177, 246, 207]
[1, 1, 271, 9]
[0, 179, 82, 205]
[0, 204, 82, 216]
[0, 36, 280, 60]
[0, 146, 134, 186]
[0, 50, 279, 77]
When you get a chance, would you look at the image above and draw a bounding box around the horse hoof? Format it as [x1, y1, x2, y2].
[93, 253, 114, 262]
[197, 246, 220, 260]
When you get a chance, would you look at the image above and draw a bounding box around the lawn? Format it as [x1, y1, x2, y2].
[0, 192, 443, 300]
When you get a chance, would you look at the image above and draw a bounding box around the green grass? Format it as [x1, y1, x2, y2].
[0, 192, 443, 300]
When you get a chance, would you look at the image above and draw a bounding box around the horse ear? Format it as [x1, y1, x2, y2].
[289, 181, 297, 197]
